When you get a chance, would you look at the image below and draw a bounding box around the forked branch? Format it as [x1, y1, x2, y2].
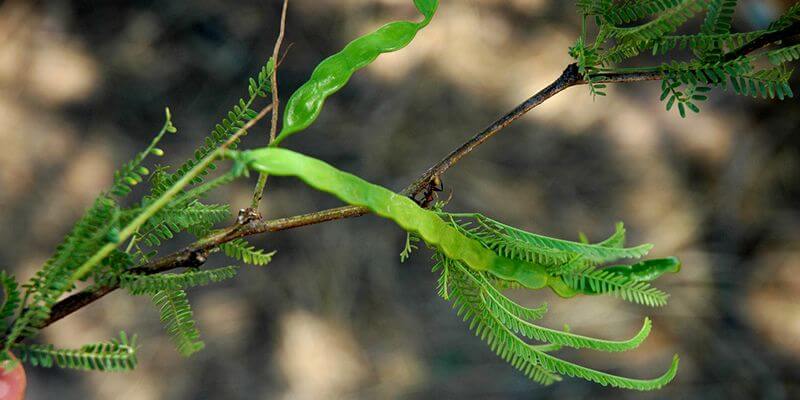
[36, 19, 800, 332]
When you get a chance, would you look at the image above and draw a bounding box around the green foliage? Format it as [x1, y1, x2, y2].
[434, 254, 678, 390]
[5, 108, 198, 353]
[399, 232, 421, 262]
[768, 44, 800, 65]
[576, 0, 613, 17]
[572, 0, 800, 117]
[570, 37, 608, 97]
[0, 272, 20, 336]
[702, 0, 737, 35]
[136, 202, 230, 247]
[2, 0, 438, 375]
[220, 239, 276, 266]
[14, 332, 137, 371]
[731, 67, 795, 99]
[2, 56, 276, 372]
[450, 214, 651, 264]
[120, 267, 239, 295]
[152, 289, 204, 357]
[8, 196, 121, 349]
[605, 1, 706, 44]
[769, 2, 800, 30]
[110, 108, 177, 197]
[604, 1, 686, 24]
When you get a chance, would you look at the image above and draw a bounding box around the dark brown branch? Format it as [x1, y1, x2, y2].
[724, 21, 800, 62]
[35, 20, 800, 332]
[404, 63, 580, 196]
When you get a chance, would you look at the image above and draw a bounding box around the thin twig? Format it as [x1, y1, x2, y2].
[251, 0, 290, 209]
[269, 0, 288, 144]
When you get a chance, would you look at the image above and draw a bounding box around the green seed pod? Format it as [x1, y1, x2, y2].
[604, 257, 681, 281]
[272, 0, 439, 146]
[238, 147, 552, 290]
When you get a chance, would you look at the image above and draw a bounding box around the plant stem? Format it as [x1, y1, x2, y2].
[251, 0, 289, 210]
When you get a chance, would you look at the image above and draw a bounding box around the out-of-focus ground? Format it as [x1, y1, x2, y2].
[1, 0, 799, 399]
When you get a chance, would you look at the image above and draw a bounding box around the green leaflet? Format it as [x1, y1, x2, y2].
[450, 214, 652, 264]
[14, 332, 137, 372]
[272, 0, 438, 145]
[152, 289, 204, 357]
[236, 147, 553, 291]
[110, 108, 176, 198]
[461, 261, 653, 352]
[220, 239, 276, 266]
[0, 271, 20, 336]
[437, 254, 679, 390]
[120, 266, 239, 296]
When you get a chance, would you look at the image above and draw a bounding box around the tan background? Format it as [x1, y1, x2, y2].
[1, 0, 799, 398]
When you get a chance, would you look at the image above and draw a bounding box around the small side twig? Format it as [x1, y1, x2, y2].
[269, 0, 288, 144]
[251, 0, 289, 209]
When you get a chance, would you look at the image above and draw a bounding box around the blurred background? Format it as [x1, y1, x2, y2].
[1, 0, 799, 399]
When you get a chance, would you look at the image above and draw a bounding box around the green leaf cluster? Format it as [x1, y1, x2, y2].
[152, 289, 204, 357]
[434, 255, 678, 390]
[572, 0, 800, 117]
[120, 266, 239, 296]
[13, 332, 137, 372]
[220, 240, 276, 266]
[2, 57, 278, 368]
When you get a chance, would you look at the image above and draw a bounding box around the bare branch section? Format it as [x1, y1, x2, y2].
[251, 0, 290, 209]
[270, 0, 289, 144]
[36, 21, 800, 332]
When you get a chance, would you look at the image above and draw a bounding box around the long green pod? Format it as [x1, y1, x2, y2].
[237, 147, 555, 290]
[272, 0, 438, 146]
[604, 256, 681, 281]
[550, 257, 682, 298]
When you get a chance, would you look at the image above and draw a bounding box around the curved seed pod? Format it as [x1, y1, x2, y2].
[272, 0, 439, 146]
[604, 256, 681, 281]
[552, 257, 681, 298]
[237, 147, 553, 290]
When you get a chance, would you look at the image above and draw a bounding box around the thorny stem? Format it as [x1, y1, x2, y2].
[24, 20, 800, 335]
